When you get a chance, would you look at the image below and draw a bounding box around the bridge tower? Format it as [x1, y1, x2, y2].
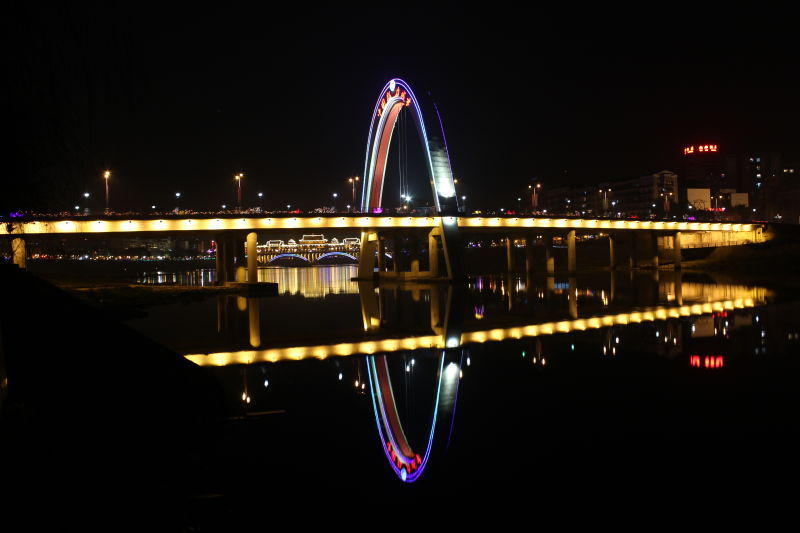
[358, 78, 464, 282]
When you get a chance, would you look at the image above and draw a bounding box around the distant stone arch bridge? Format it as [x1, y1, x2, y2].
[258, 250, 361, 265]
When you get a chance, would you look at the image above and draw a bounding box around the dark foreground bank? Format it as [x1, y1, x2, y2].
[0, 264, 224, 526]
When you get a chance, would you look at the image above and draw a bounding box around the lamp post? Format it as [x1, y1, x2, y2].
[103, 170, 111, 212]
[175, 192, 181, 211]
[530, 183, 541, 211]
[332, 192, 338, 211]
[348, 176, 359, 212]
[234, 173, 244, 209]
[257, 192, 263, 211]
[599, 188, 611, 212]
[461, 195, 467, 213]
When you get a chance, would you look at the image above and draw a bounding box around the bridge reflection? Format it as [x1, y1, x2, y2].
[186, 276, 768, 365]
[182, 274, 772, 482]
[256, 265, 359, 297]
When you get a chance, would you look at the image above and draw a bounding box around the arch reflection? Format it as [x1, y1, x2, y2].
[367, 350, 462, 482]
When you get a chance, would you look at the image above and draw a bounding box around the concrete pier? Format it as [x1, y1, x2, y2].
[246, 232, 258, 283]
[506, 236, 517, 272]
[608, 234, 616, 270]
[11, 237, 26, 269]
[567, 230, 576, 273]
[545, 234, 555, 274]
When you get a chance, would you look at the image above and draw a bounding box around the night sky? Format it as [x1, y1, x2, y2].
[7, 4, 799, 213]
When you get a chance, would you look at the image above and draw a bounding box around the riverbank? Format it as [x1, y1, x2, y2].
[0, 265, 223, 520]
[683, 240, 800, 275]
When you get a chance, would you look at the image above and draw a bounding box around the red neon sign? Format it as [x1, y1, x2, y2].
[690, 355, 724, 368]
[684, 144, 718, 155]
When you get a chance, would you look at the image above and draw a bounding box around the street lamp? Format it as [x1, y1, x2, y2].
[257, 192, 263, 211]
[599, 188, 611, 211]
[531, 183, 541, 210]
[332, 192, 339, 211]
[234, 173, 244, 209]
[175, 192, 181, 211]
[103, 170, 111, 212]
[348, 176, 360, 212]
[461, 195, 467, 213]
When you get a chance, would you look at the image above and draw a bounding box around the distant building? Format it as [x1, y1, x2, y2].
[541, 170, 678, 218]
[680, 143, 724, 191]
[603, 170, 679, 216]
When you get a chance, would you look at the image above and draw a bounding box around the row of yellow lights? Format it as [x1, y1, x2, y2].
[183, 297, 757, 367]
[2, 216, 755, 235]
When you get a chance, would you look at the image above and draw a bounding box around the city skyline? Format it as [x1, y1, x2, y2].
[7, 5, 799, 213]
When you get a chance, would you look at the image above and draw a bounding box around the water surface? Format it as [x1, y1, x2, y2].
[124, 265, 800, 489]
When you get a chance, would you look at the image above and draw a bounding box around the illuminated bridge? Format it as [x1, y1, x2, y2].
[2, 213, 765, 280]
[257, 235, 361, 265]
[2, 77, 767, 281]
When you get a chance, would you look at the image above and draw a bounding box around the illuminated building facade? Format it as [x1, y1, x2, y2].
[681, 143, 724, 185]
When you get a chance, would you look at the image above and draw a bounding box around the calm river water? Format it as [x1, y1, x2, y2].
[121, 265, 800, 493]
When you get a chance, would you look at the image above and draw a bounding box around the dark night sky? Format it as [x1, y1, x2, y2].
[6, 3, 799, 212]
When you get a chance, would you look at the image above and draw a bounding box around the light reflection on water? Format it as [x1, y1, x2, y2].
[257, 265, 358, 297]
[136, 269, 216, 286]
[136, 265, 358, 297]
[122, 265, 800, 486]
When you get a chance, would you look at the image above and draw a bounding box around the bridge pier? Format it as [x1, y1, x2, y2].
[215, 237, 223, 283]
[650, 231, 660, 269]
[246, 232, 258, 283]
[673, 231, 682, 270]
[11, 237, 26, 269]
[358, 230, 379, 280]
[567, 230, 577, 273]
[428, 230, 440, 277]
[629, 232, 638, 269]
[357, 223, 461, 281]
[214, 233, 237, 285]
[234, 233, 246, 282]
[505, 236, 517, 272]
[525, 234, 535, 277]
[544, 234, 555, 275]
[608, 234, 616, 270]
[378, 236, 387, 272]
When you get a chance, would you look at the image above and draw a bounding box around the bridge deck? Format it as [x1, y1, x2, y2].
[2, 215, 757, 235]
